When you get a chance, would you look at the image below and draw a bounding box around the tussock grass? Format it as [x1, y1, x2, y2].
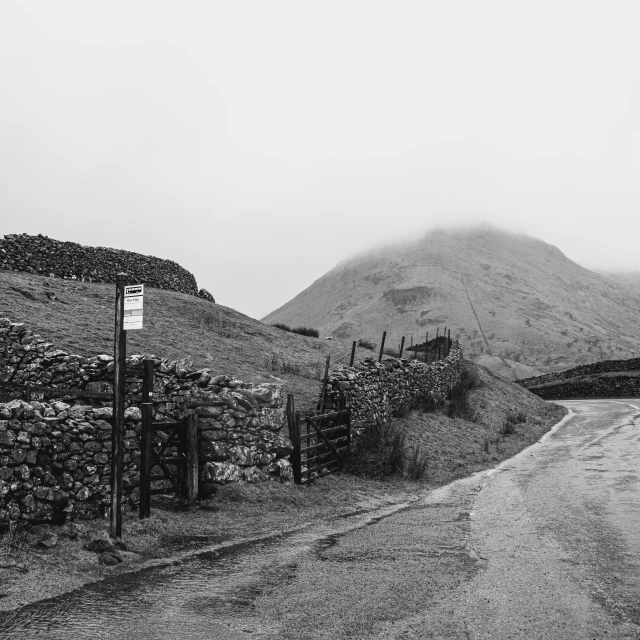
[447, 363, 480, 420]
[345, 421, 428, 480]
[501, 410, 527, 435]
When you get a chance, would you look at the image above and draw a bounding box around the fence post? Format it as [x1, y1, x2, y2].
[425, 332, 429, 363]
[399, 336, 405, 359]
[317, 356, 331, 414]
[447, 329, 451, 356]
[139, 358, 154, 519]
[349, 341, 357, 367]
[186, 412, 199, 503]
[111, 272, 127, 539]
[378, 331, 387, 362]
[286, 395, 301, 484]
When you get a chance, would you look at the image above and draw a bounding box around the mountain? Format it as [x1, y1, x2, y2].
[264, 227, 640, 379]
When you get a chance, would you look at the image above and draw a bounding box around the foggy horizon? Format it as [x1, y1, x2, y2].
[2, 1, 639, 319]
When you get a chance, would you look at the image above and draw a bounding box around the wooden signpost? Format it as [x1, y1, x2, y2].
[111, 275, 145, 539]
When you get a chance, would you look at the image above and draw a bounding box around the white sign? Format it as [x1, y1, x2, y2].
[123, 284, 144, 330]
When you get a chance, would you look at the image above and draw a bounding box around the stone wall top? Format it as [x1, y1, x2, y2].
[0, 233, 214, 301]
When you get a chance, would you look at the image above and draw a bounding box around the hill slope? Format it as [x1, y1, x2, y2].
[0, 270, 340, 413]
[264, 227, 640, 378]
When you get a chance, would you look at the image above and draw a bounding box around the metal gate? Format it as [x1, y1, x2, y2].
[286, 394, 351, 485]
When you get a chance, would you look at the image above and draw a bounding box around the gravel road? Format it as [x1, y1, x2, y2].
[0, 399, 638, 639]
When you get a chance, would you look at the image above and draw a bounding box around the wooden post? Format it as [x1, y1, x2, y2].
[378, 331, 387, 362]
[317, 356, 330, 414]
[399, 336, 405, 359]
[186, 413, 199, 503]
[447, 329, 451, 356]
[286, 395, 301, 484]
[349, 341, 357, 367]
[410, 337, 414, 360]
[425, 332, 429, 363]
[111, 273, 127, 539]
[139, 358, 153, 519]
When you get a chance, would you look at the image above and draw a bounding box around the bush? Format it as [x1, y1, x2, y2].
[447, 363, 480, 420]
[292, 326, 320, 338]
[271, 323, 319, 338]
[358, 338, 376, 351]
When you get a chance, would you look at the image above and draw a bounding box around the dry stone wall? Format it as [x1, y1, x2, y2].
[0, 317, 292, 522]
[323, 343, 463, 430]
[518, 357, 640, 400]
[0, 233, 214, 301]
[518, 357, 640, 388]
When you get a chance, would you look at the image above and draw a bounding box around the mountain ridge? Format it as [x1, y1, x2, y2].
[264, 227, 640, 378]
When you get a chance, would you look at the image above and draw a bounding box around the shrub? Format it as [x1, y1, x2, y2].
[292, 326, 320, 338]
[358, 339, 376, 351]
[271, 323, 319, 338]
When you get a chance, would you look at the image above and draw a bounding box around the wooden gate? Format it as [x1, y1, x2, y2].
[138, 360, 198, 518]
[286, 394, 351, 485]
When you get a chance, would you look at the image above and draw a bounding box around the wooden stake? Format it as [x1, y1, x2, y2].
[186, 413, 199, 503]
[399, 336, 405, 359]
[349, 341, 357, 367]
[139, 358, 153, 519]
[110, 273, 127, 539]
[425, 332, 429, 363]
[317, 355, 330, 414]
[378, 331, 387, 362]
[286, 395, 301, 484]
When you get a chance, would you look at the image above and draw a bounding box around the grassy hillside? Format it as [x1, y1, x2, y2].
[0, 270, 348, 413]
[390, 361, 567, 484]
[264, 227, 640, 378]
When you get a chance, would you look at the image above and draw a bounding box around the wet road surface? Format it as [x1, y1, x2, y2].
[0, 399, 638, 639]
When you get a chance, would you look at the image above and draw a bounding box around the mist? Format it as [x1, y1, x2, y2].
[1, 1, 639, 319]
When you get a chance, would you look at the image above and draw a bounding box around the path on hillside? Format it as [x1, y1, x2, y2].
[0, 400, 638, 639]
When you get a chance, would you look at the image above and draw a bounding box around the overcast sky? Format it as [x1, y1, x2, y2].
[1, 1, 639, 319]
